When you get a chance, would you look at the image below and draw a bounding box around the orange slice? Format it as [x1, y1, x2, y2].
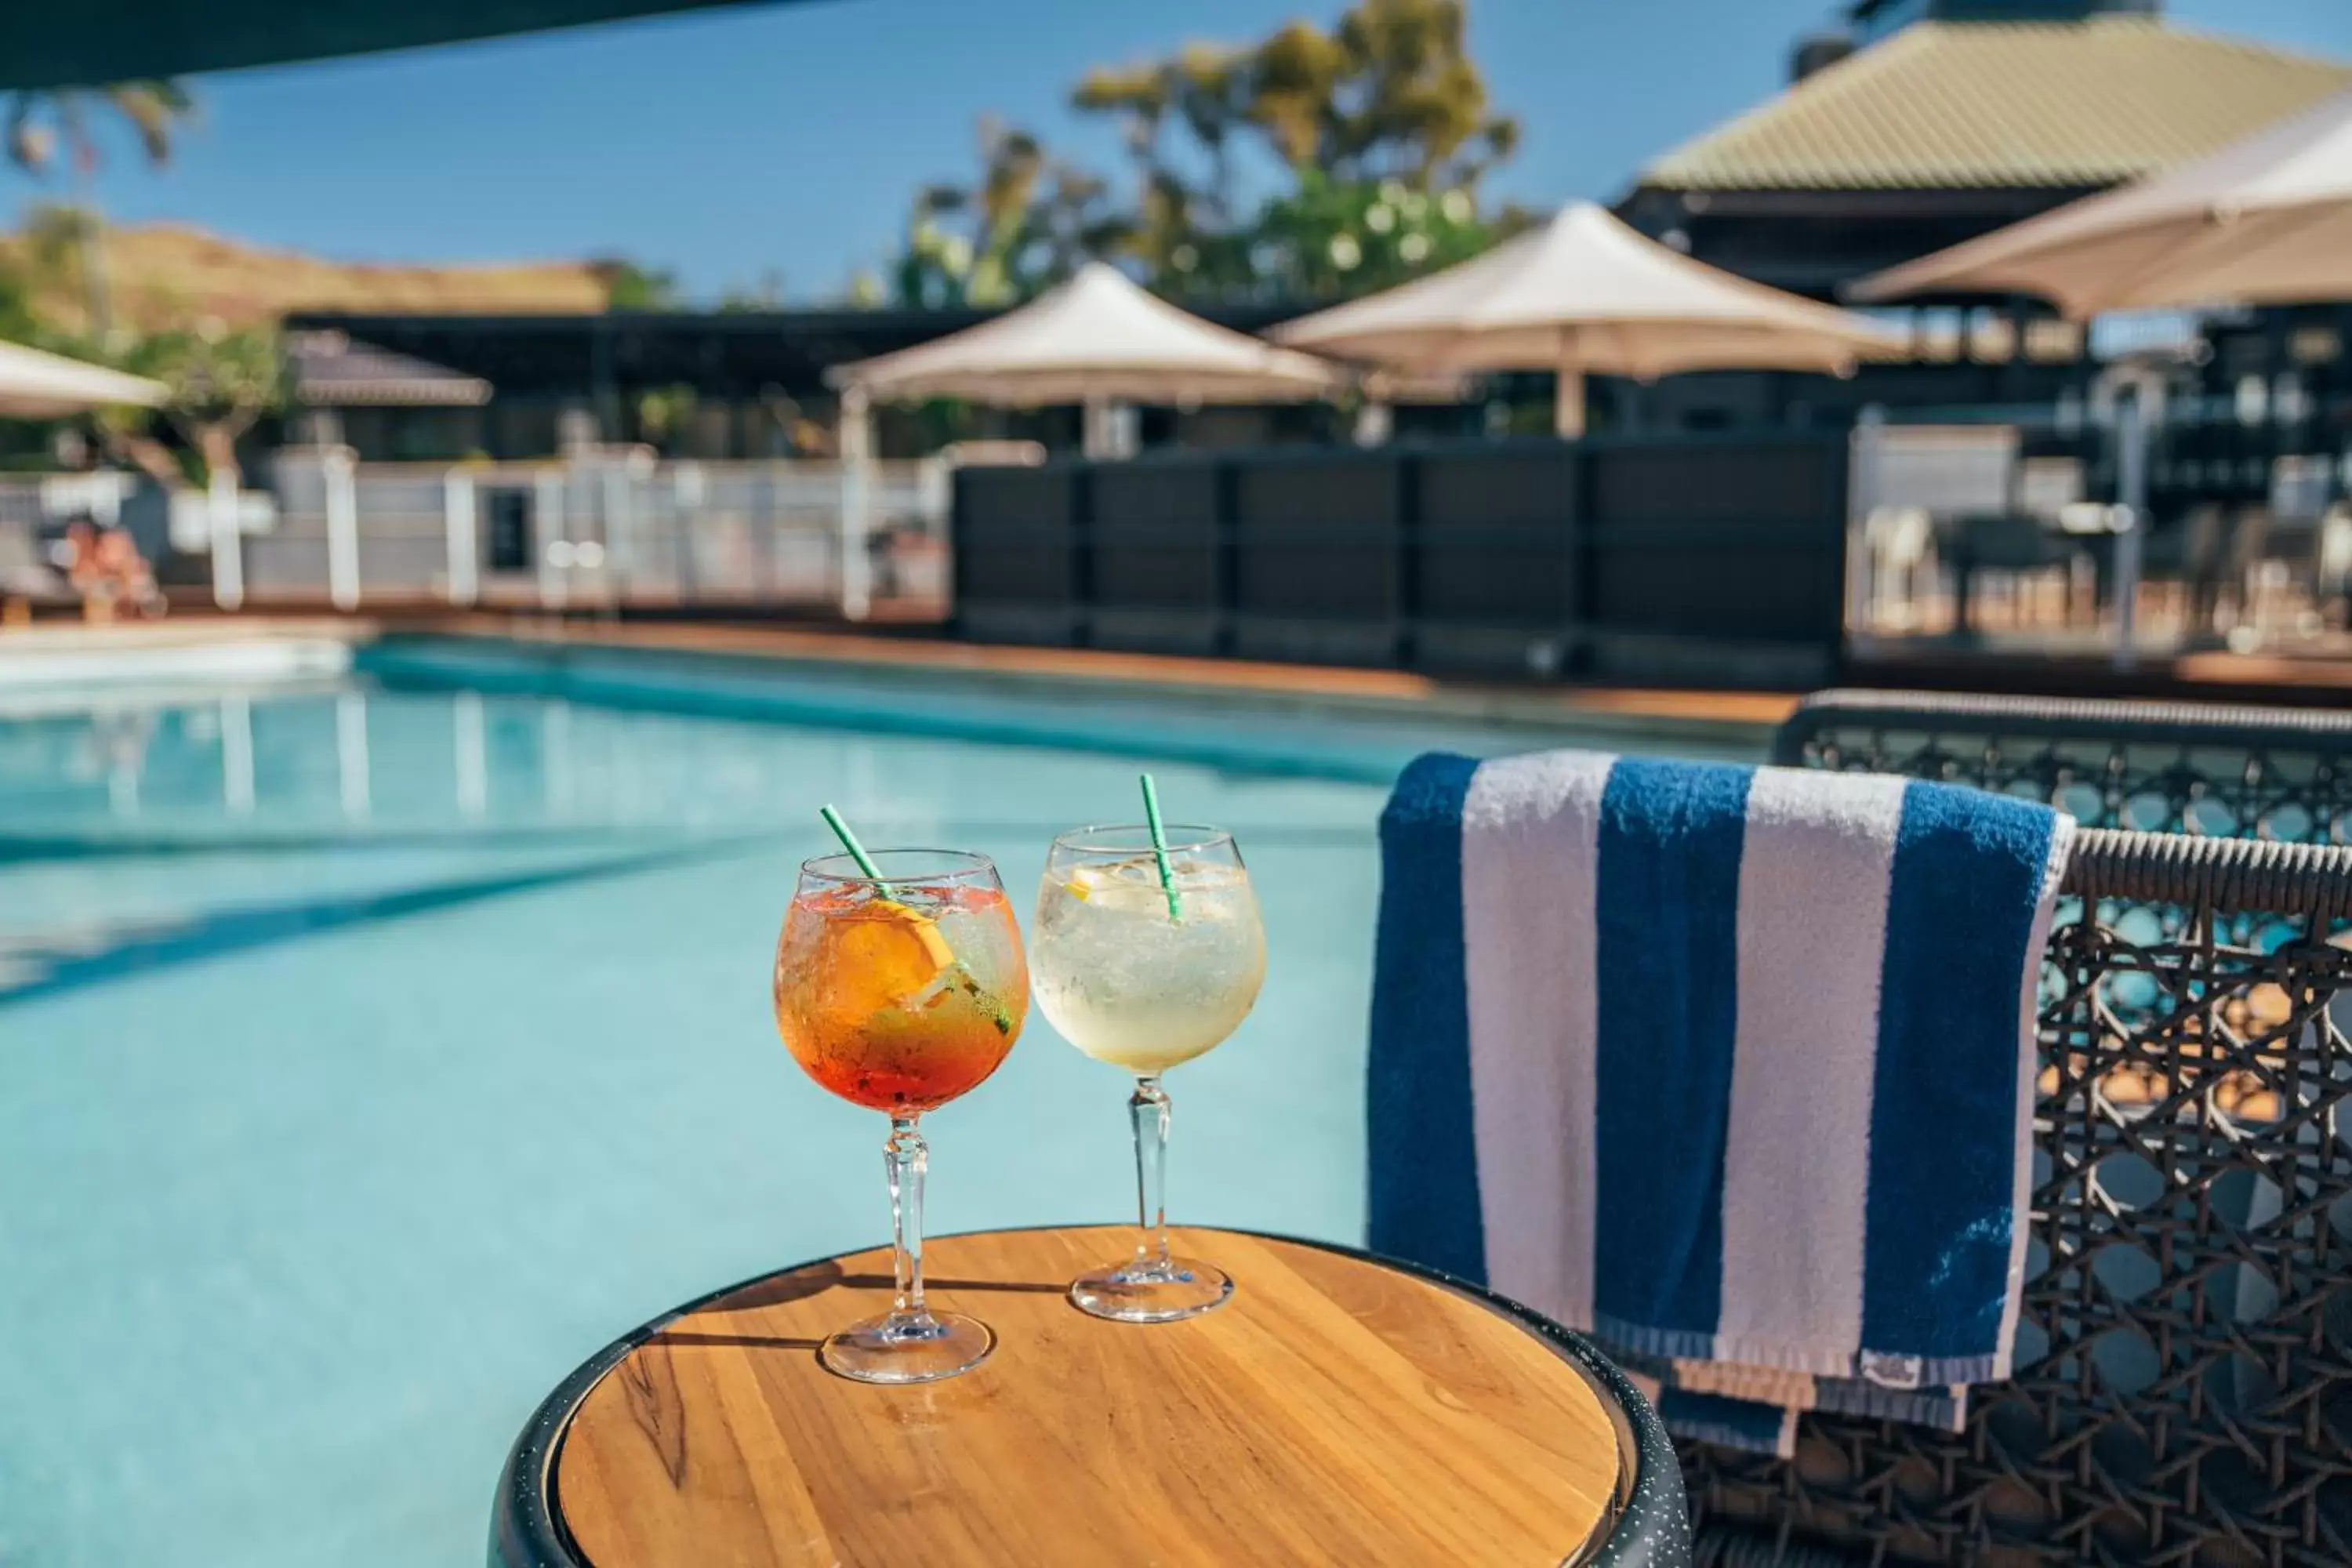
[821, 901, 957, 1018]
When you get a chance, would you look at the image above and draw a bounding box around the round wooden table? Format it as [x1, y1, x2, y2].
[492, 1225, 1690, 1567]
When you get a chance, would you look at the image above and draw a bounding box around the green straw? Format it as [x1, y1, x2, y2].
[1139, 772, 1182, 923]
[819, 803, 896, 897]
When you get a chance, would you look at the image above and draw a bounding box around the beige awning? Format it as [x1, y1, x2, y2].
[0, 341, 168, 417]
[1851, 87, 2352, 314]
[829, 263, 1341, 406]
[1272, 201, 1902, 435]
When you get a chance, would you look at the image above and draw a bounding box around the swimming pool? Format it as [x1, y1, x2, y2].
[0, 638, 1763, 1566]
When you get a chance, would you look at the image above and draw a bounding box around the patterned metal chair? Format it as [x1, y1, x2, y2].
[1771, 689, 2352, 844]
[1684, 693, 2352, 1566]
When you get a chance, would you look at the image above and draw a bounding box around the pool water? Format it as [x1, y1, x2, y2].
[0, 655, 1756, 1566]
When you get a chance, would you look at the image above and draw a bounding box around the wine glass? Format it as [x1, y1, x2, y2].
[1031, 826, 1265, 1322]
[773, 848, 1028, 1382]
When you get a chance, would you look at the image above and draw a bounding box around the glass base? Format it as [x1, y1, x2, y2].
[818, 1309, 994, 1384]
[1069, 1255, 1234, 1323]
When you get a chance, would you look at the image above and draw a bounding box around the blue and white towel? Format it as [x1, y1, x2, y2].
[1367, 750, 2072, 1457]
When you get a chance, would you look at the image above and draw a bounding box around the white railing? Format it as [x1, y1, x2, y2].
[249, 447, 952, 617]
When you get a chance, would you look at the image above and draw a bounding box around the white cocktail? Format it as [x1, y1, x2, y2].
[1032, 823, 1265, 1322]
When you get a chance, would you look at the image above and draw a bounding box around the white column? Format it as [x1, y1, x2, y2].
[444, 470, 479, 608]
[1080, 394, 1138, 459]
[536, 468, 568, 611]
[1352, 400, 1394, 447]
[838, 384, 874, 622]
[1846, 405, 1885, 639]
[325, 446, 360, 611]
[336, 690, 371, 819]
[209, 469, 245, 611]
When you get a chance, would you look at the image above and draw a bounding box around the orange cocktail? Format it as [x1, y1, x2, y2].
[775, 877, 1025, 1111]
[771, 845, 1027, 1385]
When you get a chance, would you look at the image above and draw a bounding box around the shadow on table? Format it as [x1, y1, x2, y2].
[642, 1261, 1068, 1352]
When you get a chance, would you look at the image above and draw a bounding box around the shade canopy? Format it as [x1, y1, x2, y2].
[1852, 87, 2352, 314]
[0, 342, 167, 417]
[0, 0, 793, 89]
[1270, 201, 1904, 381]
[829, 263, 1342, 407]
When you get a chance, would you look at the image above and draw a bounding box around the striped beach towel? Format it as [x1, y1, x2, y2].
[1367, 750, 2072, 1457]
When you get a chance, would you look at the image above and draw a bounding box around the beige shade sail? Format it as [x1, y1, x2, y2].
[1271, 202, 1903, 434]
[1851, 87, 2352, 314]
[0, 342, 167, 417]
[829, 263, 1341, 406]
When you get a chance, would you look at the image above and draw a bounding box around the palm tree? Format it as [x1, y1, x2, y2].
[5, 81, 196, 336]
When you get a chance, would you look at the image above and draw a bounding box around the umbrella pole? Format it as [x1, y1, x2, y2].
[2112, 389, 2147, 672]
[1554, 364, 1584, 441]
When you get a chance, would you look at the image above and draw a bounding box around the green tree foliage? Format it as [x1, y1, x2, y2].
[600, 260, 683, 311]
[96, 322, 286, 489]
[5, 82, 196, 335]
[887, 0, 1520, 308]
[894, 117, 1127, 308]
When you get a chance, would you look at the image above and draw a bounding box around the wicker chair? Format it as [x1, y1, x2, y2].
[1683, 696, 2352, 1566]
[1771, 689, 2352, 844]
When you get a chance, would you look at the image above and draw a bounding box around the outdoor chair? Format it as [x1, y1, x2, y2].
[1772, 688, 2352, 844]
[1677, 693, 2352, 1565]
[1935, 512, 2080, 637]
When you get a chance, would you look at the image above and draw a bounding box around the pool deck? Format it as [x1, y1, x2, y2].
[10, 611, 2347, 735]
[0, 615, 1800, 746]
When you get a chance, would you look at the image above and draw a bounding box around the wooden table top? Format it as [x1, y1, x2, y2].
[548, 1225, 1630, 1567]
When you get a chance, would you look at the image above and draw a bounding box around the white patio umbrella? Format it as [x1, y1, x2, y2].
[1271, 201, 1904, 437]
[1851, 87, 2352, 315]
[824, 263, 1338, 619]
[0, 340, 166, 416]
[830, 260, 1341, 427]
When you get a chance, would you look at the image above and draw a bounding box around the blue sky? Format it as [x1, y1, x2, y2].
[38, 0, 2352, 302]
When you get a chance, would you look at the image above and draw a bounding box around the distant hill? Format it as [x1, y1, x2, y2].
[0, 222, 616, 332]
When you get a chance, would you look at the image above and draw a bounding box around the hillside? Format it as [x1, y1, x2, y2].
[0, 222, 616, 332]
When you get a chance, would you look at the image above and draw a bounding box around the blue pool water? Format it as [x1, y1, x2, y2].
[0, 644, 1761, 1566]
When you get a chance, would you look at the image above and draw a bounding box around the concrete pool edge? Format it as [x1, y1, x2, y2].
[352, 627, 1780, 783]
[0, 620, 355, 694]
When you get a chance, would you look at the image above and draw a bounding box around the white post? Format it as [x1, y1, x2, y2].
[444, 470, 479, 608]
[1846, 405, 1885, 640]
[2113, 390, 2147, 672]
[1353, 400, 1394, 447]
[536, 467, 568, 612]
[209, 468, 245, 612]
[1081, 394, 1127, 459]
[325, 446, 360, 612]
[838, 384, 874, 622]
[673, 461, 704, 596]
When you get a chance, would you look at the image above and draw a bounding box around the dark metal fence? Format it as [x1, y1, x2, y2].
[1684, 693, 2352, 1566]
[952, 432, 1852, 689]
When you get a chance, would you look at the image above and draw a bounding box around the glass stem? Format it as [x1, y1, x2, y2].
[1130, 1076, 1173, 1271]
[885, 1116, 931, 1327]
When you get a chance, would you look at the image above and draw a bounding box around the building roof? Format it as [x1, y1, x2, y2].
[1639, 19, 2352, 192]
[286, 330, 492, 407]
